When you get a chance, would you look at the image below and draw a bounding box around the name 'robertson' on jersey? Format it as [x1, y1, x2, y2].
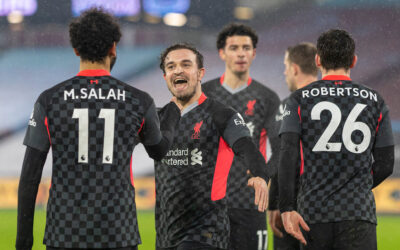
[64, 87, 126, 101]
[302, 86, 378, 102]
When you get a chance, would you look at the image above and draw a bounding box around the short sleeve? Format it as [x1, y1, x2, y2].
[139, 100, 163, 146]
[279, 97, 301, 136]
[222, 112, 251, 147]
[375, 104, 394, 148]
[23, 98, 50, 152]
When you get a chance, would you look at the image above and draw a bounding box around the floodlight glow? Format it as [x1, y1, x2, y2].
[234, 7, 254, 20]
[71, 0, 140, 17]
[0, 0, 37, 16]
[163, 13, 187, 27]
[7, 10, 23, 24]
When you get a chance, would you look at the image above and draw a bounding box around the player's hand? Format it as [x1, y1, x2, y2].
[281, 211, 310, 245]
[268, 209, 284, 238]
[170, 97, 183, 111]
[247, 176, 268, 212]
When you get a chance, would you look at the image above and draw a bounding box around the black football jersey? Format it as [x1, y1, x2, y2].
[279, 75, 394, 224]
[23, 69, 163, 248]
[154, 93, 251, 249]
[202, 75, 280, 209]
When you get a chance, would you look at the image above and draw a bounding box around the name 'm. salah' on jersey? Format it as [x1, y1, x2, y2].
[23, 69, 163, 248]
[155, 93, 250, 249]
[202, 75, 280, 209]
[280, 75, 394, 224]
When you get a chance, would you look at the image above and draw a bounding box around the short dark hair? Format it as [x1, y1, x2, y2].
[287, 42, 318, 76]
[159, 43, 204, 74]
[317, 29, 355, 70]
[69, 8, 122, 63]
[217, 23, 258, 50]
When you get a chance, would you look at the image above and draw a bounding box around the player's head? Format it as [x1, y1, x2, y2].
[316, 29, 356, 72]
[69, 8, 121, 71]
[160, 43, 205, 104]
[284, 42, 318, 92]
[217, 23, 258, 75]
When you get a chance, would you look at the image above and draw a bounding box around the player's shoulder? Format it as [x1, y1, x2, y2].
[36, 77, 76, 105]
[206, 97, 240, 130]
[250, 79, 280, 102]
[111, 76, 155, 106]
[202, 77, 220, 91]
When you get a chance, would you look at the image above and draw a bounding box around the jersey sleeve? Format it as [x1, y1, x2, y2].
[139, 99, 163, 146]
[279, 96, 301, 136]
[263, 91, 281, 136]
[374, 103, 394, 148]
[212, 106, 251, 147]
[23, 96, 50, 152]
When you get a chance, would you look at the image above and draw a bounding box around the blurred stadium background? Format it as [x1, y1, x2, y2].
[0, 0, 399, 249]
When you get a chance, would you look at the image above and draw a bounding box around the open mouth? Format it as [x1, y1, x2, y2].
[173, 78, 188, 91]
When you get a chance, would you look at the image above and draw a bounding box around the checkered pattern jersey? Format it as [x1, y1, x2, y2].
[154, 97, 249, 249]
[280, 79, 393, 224]
[202, 78, 280, 209]
[23, 75, 155, 248]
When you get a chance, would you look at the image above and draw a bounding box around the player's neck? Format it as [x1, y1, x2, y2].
[178, 88, 203, 111]
[321, 68, 350, 78]
[79, 60, 110, 72]
[223, 69, 249, 89]
[295, 75, 318, 90]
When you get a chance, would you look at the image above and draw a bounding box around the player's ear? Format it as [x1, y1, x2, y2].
[252, 48, 256, 59]
[198, 68, 205, 80]
[73, 48, 80, 57]
[218, 49, 226, 61]
[293, 63, 300, 76]
[108, 42, 117, 57]
[350, 55, 357, 68]
[315, 54, 321, 68]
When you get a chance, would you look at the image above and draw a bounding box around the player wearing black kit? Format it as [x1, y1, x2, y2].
[268, 43, 317, 250]
[16, 9, 180, 250]
[155, 43, 270, 250]
[279, 29, 394, 250]
[202, 24, 279, 250]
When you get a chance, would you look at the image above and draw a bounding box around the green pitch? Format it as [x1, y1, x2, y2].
[2, 209, 399, 250]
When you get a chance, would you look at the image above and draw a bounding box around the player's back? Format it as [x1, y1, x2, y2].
[35, 70, 151, 248]
[286, 76, 387, 224]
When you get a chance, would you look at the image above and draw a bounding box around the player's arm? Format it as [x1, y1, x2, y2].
[278, 97, 309, 245]
[140, 100, 180, 161]
[213, 106, 269, 211]
[371, 104, 394, 188]
[16, 96, 50, 250]
[263, 92, 281, 177]
[16, 147, 47, 250]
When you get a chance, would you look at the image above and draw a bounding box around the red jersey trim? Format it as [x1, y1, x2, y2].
[198, 92, 207, 105]
[322, 75, 352, 81]
[300, 140, 304, 176]
[76, 69, 111, 77]
[375, 112, 383, 133]
[219, 73, 252, 86]
[211, 138, 234, 201]
[44, 117, 51, 145]
[259, 129, 267, 162]
[138, 118, 145, 135]
[298, 106, 302, 122]
[130, 156, 134, 187]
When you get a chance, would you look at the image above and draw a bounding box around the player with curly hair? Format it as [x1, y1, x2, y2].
[16, 8, 181, 250]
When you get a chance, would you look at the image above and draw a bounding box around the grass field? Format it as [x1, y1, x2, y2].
[2, 209, 399, 250]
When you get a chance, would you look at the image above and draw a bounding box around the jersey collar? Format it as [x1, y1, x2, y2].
[198, 92, 207, 105]
[220, 73, 252, 86]
[77, 69, 111, 77]
[322, 75, 352, 81]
